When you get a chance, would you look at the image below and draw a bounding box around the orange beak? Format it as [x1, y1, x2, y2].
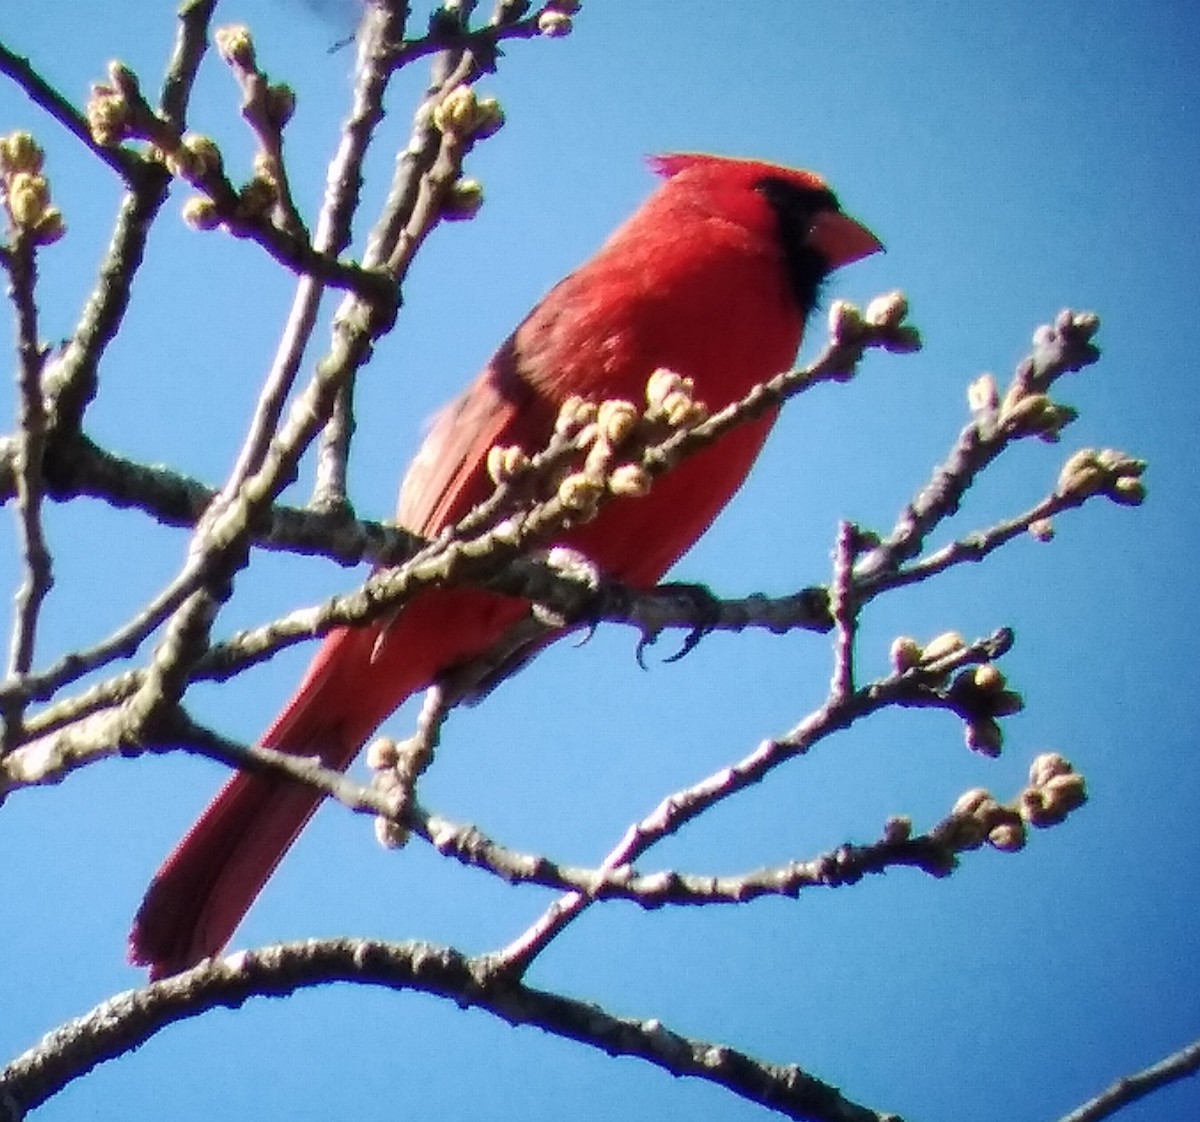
[808, 210, 884, 270]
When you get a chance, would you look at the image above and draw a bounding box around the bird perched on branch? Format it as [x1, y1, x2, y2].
[130, 152, 882, 978]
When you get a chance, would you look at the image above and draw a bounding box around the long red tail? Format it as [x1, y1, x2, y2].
[129, 587, 524, 978]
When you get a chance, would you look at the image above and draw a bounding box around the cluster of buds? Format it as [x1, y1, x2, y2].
[0, 132, 64, 246]
[1031, 308, 1101, 360]
[940, 786, 1029, 853]
[996, 383, 1078, 442]
[947, 661, 1024, 758]
[537, 0, 580, 37]
[890, 629, 968, 673]
[366, 733, 435, 850]
[85, 61, 143, 147]
[161, 133, 223, 184]
[213, 24, 296, 137]
[432, 85, 505, 142]
[214, 24, 257, 70]
[1056, 447, 1146, 507]
[553, 396, 652, 516]
[935, 752, 1087, 856]
[828, 291, 921, 353]
[645, 368, 708, 428]
[1018, 752, 1087, 827]
[890, 633, 1022, 758]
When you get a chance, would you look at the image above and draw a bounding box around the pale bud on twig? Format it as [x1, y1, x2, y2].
[441, 178, 484, 221]
[864, 290, 908, 329]
[890, 636, 923, 673]
[215, 24, 257, 68]
[537, 9, 573, 35]
[609, 463, 652, 498]
[181, 196, 221, 231]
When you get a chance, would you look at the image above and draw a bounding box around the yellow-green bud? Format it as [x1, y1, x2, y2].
[0, 131, 44, 176]
[597, 399, 638, 446]
[215, 24, 257, 68]
[85, 90, 130, 147]
[609, 463, 652, 498]
[919, 630, 966, 664]
[441, 178, 484, 221]
[266, 83, 296, 129]
[972, 663, 1005, 693]
[33, 207, 65, 246]
[182, 133, 223, 176]
[237, 175, 278, 219]
[486, 444, 530, 485]
[557, 471, 603, 511]
[181, 195, 221, 231]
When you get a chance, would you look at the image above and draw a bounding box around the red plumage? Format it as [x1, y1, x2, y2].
[130, 154, 881, 978]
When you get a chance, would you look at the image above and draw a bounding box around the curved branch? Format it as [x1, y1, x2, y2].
[0, 939, 902, 1122]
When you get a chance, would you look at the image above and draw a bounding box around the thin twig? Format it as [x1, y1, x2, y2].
[4, 236, 52, 688]
[1055, 1037, 1200, 1122]
[496, 629, 1013, 976]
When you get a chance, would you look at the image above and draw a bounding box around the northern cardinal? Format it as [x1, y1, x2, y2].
[130, 153, 882, 978]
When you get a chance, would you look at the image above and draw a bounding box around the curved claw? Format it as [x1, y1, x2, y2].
[634, 629, 659, 670]
[638, 583, 720, 662]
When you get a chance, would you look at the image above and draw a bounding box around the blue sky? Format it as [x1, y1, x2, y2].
[1, 2, 1198, 1120]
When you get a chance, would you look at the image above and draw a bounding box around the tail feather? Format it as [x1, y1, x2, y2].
[130, 588, 527, 978]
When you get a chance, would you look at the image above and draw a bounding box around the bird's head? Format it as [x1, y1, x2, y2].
[648, 153, 883, 311]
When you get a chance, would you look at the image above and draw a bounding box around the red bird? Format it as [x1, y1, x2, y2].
[130, 153, 882, 978]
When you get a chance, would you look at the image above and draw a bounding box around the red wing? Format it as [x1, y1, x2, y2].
[395, 335, 554, 537]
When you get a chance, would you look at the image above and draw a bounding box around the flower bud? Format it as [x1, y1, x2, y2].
[596, 399, 638, 446]
[263, 83, 296, 129]
[537, 9, 573, 35]
[889, 635, 923, 673]
[1028, 518, 1055, 542]
[864, 290, 908, 328]
[557, 471, 602, 511]
[965, 718, 1003, 757]
[441, 178, 484, 221]
[1042, 771, 1087, 814]
[366, 737, 400, 770]
[882, 815, 912, 844]
[952, 787, 993, 819]
[33, 207, 65, 246]
[486, 444, 529, 484]
[183, 132, 223, 176]
[609, 463, 651, 498]
[215, 24, 257, 68]
[181, 195, 221, 231]
[919, 631, 966, 664]
[1029, 752, 1071, 788]
[828, 298, 865, 343]
[6, 172, 50, 227]
[85, 90, 131, 146]
[967, 373, 999, 415]
[987, 819, 1026, 852]
[0, 131, 44, 175]
[972, 663, 1005, 693]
